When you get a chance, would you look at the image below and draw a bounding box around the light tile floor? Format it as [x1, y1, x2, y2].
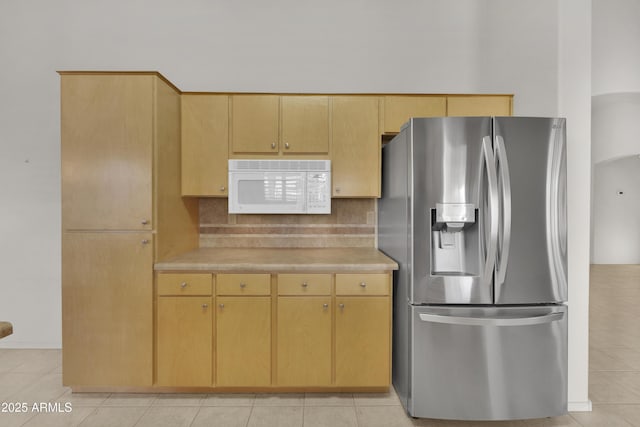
[0, 265, 638, 426]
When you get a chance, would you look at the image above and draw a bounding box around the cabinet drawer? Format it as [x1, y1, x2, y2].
[336, 274, 389, 296]
[157, 274, 213, 296]
[217, 274, 271, 295]
[278, 274, 331, 295]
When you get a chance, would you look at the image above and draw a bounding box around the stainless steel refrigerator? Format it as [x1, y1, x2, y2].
[378, 117, 567, 421]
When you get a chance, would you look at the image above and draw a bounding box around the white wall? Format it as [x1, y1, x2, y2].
[559, 0, 592, 411]
[592, 0, 640, 96]
[592, 93, 640, 164]
[0, 0, 591, 410]
[591, 0, 640, 265]
[592, 156, 640, 263]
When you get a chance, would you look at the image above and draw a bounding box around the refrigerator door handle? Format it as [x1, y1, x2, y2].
[546, 120, 568, 300]
[481, 136, 499, 290]
[494, 135, 512, 291]
[418, 311, 564, 327]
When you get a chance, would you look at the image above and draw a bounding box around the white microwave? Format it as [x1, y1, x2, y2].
[228, 160, 331, 214]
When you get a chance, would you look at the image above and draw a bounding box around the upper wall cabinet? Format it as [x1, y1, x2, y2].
[382, 95, 447, 134]
[447, 95, 512, 116]
[230, 95, 279, 155]
[230, 95, 329, 156]
[331, 96, 380, 198]
[181, 94, 229, 197]
[281, 96, 329, 154]
[61, 75, 154, 230]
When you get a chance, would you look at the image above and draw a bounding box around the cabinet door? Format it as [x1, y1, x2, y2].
[230, 95, 279, 154]
[62, 231, 153, 386]
[157, 297, 213, 386]
[447, 95, 512, 116]
[382, 95, 446, 134]
[216, 297, 271, 386]
[181, 94, 229, 196]
[335, 297, 390, 387]
[61, 74, 153, 230]
[331, 96, 380, 197]
[281, 96, 329, 154]
[277, 297, 331, 386]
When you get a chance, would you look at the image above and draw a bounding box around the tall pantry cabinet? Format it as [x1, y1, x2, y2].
[60, 72, 199, 387]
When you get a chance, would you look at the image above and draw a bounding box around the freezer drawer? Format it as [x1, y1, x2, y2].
[409, 305, 567, 421]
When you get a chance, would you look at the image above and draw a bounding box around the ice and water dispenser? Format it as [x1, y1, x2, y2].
[430, 202, 480, 277]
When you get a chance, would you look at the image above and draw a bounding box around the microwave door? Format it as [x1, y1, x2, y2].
[229, 172, 305, 214]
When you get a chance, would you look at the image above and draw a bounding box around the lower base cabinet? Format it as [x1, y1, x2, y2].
[157, 296, 212, 386]
[277, 296, 332, 386]
[336, 296, 391, 387]
[155, 272, 391, 389]
[216, 297, 271, 386]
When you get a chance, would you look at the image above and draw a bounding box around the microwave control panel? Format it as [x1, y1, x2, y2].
[306, 172, 331, 214]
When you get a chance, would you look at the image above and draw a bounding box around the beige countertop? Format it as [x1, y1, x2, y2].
[155, 247, 398, 272]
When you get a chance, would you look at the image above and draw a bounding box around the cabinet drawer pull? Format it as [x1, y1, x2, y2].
[180, 282, 188, 289]
[141, 239, 149, 245]
[220, 186, 226, 192]
[239, 282, 246, 288]
[284, 142, 290, 149]
[339, 303, 345, 311]
[323, 303, 329, 309]
[219, 303, 224, 309]
[359, 282, 367, 288]
[271, 142, 276, 149]
[301, 282, 308, 288]
[202, 304, 209, 309]
[141, 219, 149, 225]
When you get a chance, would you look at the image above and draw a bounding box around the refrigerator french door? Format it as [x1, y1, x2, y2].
[378, 117, 567, 421]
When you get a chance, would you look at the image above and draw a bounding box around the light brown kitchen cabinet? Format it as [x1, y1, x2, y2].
[157, 296, 213, 386]
[60, 72, 199, 389]
[331, 96, 380, 197]
[335, 273, 391, 387]
[447, 95, 512, 116]
[277, 296, 332, 386]
[62, 231, 154, 387]
[156, 273, 213, 386]
[157, 273, 213, 296]
[61, 75, 153, 231]
[335, 296, 390, 387]
[230, 94, 280, 154]
[181, 94, 229, 196]
[230, 94, 329, 156]
[216, 273, 271, 295]
[216, 296, 271, 386]
[281, 96, 329, 154]
[382, 95, 447, 134]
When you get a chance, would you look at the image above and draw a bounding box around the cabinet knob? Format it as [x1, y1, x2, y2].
[359, 281, 367, 288]
[219, 303, 224, 309]
[220, 186, 226, 192]
[339, 303, 345, 311]
[180, 282, 188, 288]
[335, 187, 341, 193]
[284, 142, 290, 149]
[301, 282, 308, 288]
[239, 282, 246, 288]
[141, 219, 149, 225]
[271, 142, 276, 149]
[202, 304, 209, 309]
[323, 303, 329, 309]
[141, 239, 149, 245]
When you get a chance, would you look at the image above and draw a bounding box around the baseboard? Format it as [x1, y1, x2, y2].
[0, 342, 61, 349]
[568, 400, 593, 412]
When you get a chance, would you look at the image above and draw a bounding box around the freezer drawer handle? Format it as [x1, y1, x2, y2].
[418, 311, 564, 327]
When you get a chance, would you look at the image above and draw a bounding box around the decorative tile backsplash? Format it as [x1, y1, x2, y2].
[199, 198, 376, 248]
